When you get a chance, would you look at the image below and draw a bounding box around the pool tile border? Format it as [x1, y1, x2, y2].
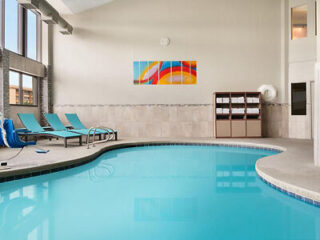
[0, 142, 281, 184]
[127, 142, 283, 153]
[258, 175, 320, 208]
[0, 159, 93, 183]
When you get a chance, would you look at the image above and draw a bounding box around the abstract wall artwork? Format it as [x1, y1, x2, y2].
[133, 61, 197, 85]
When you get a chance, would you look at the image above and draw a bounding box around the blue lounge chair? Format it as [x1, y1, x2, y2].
[0, 119, 36, 148]
[17, 113, 82, 148]
[44, 113, 107, 140]
[65, 113, 117, 140]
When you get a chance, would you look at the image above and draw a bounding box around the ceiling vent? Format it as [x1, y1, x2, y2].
[41, 12, 59, 24]
[18, 0, 73, 35]
[17, 0, 39, 9]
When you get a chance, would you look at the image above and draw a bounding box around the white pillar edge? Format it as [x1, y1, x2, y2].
[314, 63, 320, 166]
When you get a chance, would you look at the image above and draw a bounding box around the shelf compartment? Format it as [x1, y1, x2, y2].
[232, 115, 245, 120]
[216, 115, 230, 120]
[231, 93, 245, 104]
[246, 93, 261, 104]
[216, 120, 231, 137]
[247, 115, 260, 120]
[247, 120, 261, 137]
[232, 120, 246, 137]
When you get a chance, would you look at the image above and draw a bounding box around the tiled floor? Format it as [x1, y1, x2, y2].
[0, 137, 319, 202]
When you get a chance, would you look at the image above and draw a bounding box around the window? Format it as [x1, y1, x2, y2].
[4, 0, 19, 53]
[9, 71, 37, 106]
[22, 74, 36, 105]
[291, 83, 306, 115]
[9, 71, 20, 104]
[2, 0, 41, 61]
[291, 5, 308, 40]
[27, 9, 37, 60]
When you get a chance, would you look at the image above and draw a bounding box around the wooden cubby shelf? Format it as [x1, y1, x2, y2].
[214, 92, 262, 138]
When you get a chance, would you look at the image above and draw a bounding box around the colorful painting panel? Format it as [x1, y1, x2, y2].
[159, 61, 172, 85]
[133, 61, 140, 85]
[139, 61, 149, 85]
[134, 60, 197, 85]
[182, 61, 197, 84]
[171, 61, 182, 85]
[148, 61, 161, 85]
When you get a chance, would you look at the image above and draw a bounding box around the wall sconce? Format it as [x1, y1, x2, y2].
[160, 37, 170, 47]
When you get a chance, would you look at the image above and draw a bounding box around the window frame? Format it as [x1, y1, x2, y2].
[9, 70, 21, 105]
[1, 0, 19, 52]
[0, 0, 4, 47]
[9, 70, 39, 107]
[291, 4, 308, 40]
[0, 0, 42, 62]
[25, 8, 42, 61]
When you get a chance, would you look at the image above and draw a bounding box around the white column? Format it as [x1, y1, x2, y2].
[314, 63, 320, 166]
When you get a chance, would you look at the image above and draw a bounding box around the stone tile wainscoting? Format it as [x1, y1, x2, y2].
[54, 104, 214, 138]
[262, 103, 289, 138]
[54, 104, 288, 138]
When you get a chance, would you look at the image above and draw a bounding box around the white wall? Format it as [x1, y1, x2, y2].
[315, 63, 320, 166]
[288, 0, 316, 139]
[52, 0, 284, 105]
[314, 2, 320, 166]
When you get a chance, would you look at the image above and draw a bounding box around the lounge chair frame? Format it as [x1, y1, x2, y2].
[65, 113, 118, 141]
[44, 113, 106, 142]
[17, 114, 82, 148]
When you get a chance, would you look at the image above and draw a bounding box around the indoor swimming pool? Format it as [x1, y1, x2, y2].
[0, 145, 319, 240]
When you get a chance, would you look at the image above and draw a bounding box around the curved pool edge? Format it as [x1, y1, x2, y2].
[1, 138, 319, 207]
[256, 165, 320, 207]
[255, 138, 320, 207]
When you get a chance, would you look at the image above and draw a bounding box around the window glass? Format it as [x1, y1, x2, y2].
[291, 5, 308, 40]
[27, 10, 37, 60]
[5, 0, 19, 52]
[9, 71, 20, 104]
[291, 83, 306, 115]
[22, 74, 34, 105]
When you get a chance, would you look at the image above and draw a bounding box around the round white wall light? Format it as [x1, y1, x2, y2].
[160, 37, 170, 47]
[258, 84, 277, 102]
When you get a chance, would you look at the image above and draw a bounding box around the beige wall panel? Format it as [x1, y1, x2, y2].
[52, 0, 283, 105]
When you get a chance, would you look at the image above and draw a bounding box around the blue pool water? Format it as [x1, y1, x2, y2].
[0, 145, 320, 240]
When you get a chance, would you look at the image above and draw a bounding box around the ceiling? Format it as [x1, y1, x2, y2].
[47, 0, 115, 15]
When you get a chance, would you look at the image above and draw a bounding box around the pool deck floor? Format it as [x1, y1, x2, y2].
[0, 137, 319, 203]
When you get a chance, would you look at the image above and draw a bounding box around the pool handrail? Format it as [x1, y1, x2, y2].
[86, 126, 115, 149]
